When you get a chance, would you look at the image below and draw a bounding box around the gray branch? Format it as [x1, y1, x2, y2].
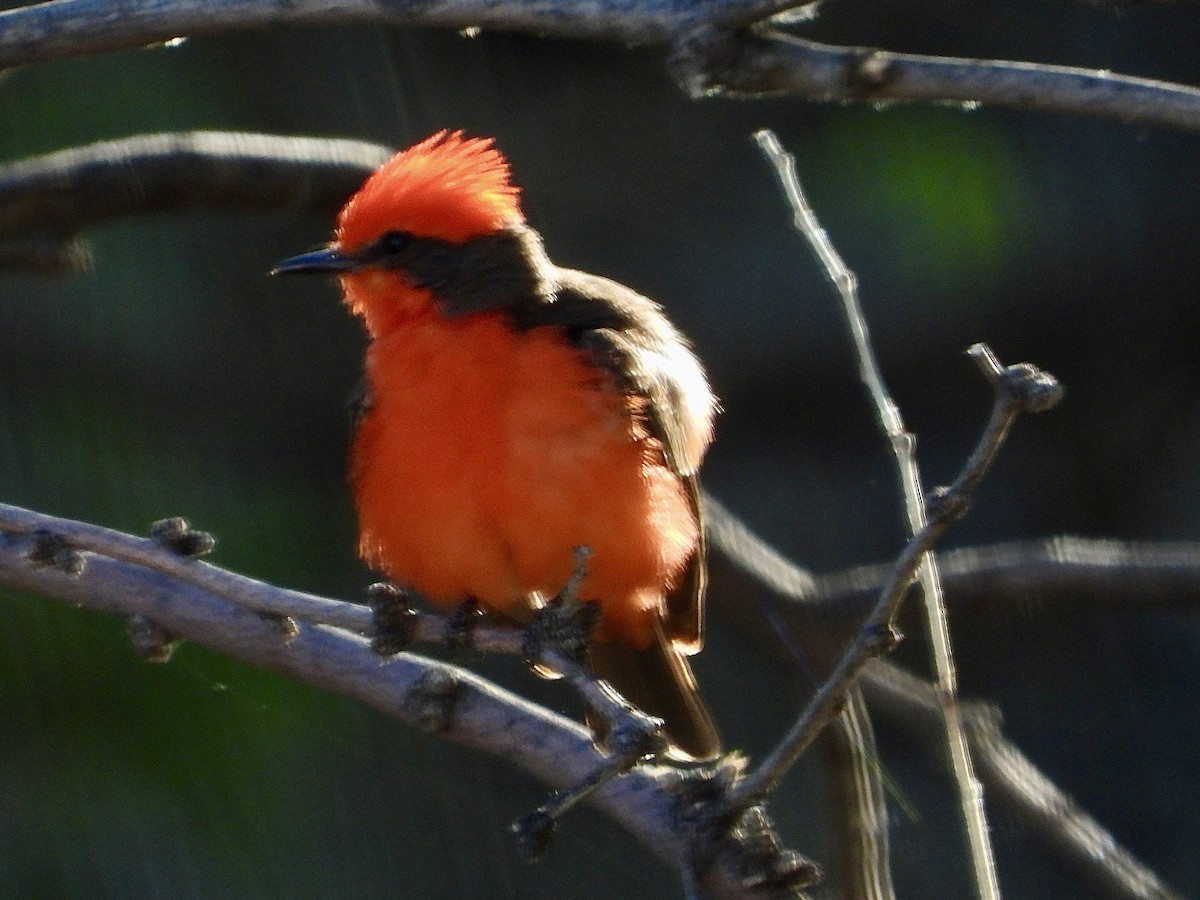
[1, 1, 1200, 139]
[671, 28, 1200, 137]
[861, 663, 1182, 900]
[0, 132, 390, 273]
[0, 501, 816, 900]
[0, 0, 793, 60]
[811, 536, 1200, 620]
[1, 497, 1186, 897]
[703, 497, 1184, 900]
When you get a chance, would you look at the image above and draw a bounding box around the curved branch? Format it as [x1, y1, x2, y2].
[0, 525, 646, 822]
[0, 503, 816, 899]
[0, 0, 790, 62]
[0, 132, 390, 273]
[671, 28, 1200, 136]
[0, 2, 1198, 142]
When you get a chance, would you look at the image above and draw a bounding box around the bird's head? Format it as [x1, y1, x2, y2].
[273, 131, 529, 335]
[337, 131, 523, 248]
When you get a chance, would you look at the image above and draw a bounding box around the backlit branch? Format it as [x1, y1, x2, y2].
[724, 345, 1062, 811]
[2, 495, 1184, 897]
[860, 663, 1183, 900]
[812, 536, 1200, 619]
[706, 500, 1185, 900]
[0, 503, 796, 900]
[0, 132, 389, 273]
[1, 1, 1200, 139]
[672, 28, 1200, 137]
[0, 0, 790, 60]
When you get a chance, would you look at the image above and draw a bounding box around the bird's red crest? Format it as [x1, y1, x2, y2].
[337, 131, 522, 249]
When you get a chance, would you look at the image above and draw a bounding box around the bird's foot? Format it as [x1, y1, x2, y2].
[523, 595, 603, 673]
[522, 544, 600, 671]
[366, 582, 419, 656]
[444, 598, 486, 658]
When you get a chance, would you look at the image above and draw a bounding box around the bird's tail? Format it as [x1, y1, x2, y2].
[588, 619, 721, 763]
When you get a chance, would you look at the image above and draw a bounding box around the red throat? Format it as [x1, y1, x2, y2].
[338, 270, 437, 339]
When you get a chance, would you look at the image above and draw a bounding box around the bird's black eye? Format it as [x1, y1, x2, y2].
[377, 231, 411, 256]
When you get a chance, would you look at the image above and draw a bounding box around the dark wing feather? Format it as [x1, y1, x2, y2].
[515, 267, 714, 650]
[517, 268, 712, 476]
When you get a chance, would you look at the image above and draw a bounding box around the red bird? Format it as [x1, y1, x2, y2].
[274, 132, 720, 760]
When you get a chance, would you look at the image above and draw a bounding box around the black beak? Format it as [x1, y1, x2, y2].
[270, 246, 359, 276]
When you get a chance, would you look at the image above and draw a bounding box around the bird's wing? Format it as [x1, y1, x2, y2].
[515, 267, 715, 651]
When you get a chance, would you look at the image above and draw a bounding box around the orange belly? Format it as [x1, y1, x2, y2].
[351, 308, 697, 649]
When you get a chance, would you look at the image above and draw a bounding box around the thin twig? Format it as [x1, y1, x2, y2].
[702, 497, 1185, 899]
[723, 344, 1062, 810]
[860, 662, 1184, 900]
[753, 128, 1002, 900]
[822, 689, 896, 900]
[809, 536, 1200, 619]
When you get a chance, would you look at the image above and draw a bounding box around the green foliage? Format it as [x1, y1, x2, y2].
[812, 107, 1031, 291]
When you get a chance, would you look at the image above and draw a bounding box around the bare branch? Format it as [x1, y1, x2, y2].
[0, 0, 796, 64]
[725, 347, 1061, 809]
[861, 663, 1184, 900]
[821, 690, 896, 900]
[0, 3, 1198, 142]
[0, 132, 390, 273]
[0, 525, 638, 825]
[0, 501, 823, 898]
[2, 498, 1181, 898]
[812, 537, 1200, 619]
[756, 127, 999, 899]
[672, 28, 1200, 137]
[0, 502, 375, 631]
[0, 503, 672, 776]
[703, 498, 1184, 900]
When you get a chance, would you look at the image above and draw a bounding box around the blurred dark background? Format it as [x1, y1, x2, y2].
[1, 0, 1199, 896]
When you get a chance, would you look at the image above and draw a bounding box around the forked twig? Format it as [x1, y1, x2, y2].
[740, 129, 1062, 900]
[753, 127, 1000, 899]
[725, 341, 1061, 811]
[0, 502, 812, 897]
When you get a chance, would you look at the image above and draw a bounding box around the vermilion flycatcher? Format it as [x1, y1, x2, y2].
[273, 132, 720, 761]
